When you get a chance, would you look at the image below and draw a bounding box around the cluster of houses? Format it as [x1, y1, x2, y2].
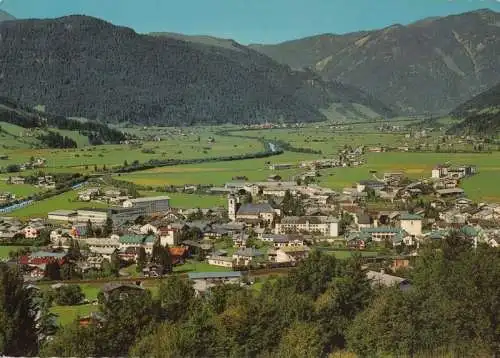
[77, 187, 131, 204]
[0, 192, 15, 204]
[4, 174, 55, 189]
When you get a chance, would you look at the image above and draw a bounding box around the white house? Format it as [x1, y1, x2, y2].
[207, 256, 234, 268]
[399, 213, 423, 236]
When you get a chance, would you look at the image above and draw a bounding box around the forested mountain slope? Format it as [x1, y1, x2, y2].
[448, 83, 500, 135]
[0, 16, 395, 126]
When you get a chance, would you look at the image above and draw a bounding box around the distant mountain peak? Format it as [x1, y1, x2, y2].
[0, 10, 15, 22]
[251, 8, 500, 115]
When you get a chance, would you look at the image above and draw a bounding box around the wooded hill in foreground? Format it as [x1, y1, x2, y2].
[1, 232, 498, 357]
[0, 16, 395, 126]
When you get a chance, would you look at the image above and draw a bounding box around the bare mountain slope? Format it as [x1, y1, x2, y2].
[250, 9, 500, 115]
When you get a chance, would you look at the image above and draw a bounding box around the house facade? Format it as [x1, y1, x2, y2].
[275, 216, 339, 237]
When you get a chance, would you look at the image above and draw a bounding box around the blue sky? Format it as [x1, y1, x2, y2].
[2, 0, 500, 44]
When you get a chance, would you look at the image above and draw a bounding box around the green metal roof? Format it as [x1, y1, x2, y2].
[119, 235, 146, 244]
[460, 225, 479, 237]
[426, 230, 446, 240]
[362, 227, 403, 234]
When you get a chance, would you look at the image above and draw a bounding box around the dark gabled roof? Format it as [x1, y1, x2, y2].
[357, 213, 372, 225]
[234, 247, 263, 257]
[188, 271, 242, 280]
[237, 203, 275, 215]
[101, 282, 144, 293]
[400, 213, 423, 220]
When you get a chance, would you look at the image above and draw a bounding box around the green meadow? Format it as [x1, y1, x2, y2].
[0, 180, 42, 198]
[0, 245, 29, 259]
[116, 151, 318, 187]
[122, 149, 500, 202]
[9, 190, 108, 218]
[2, 119, 500, 216]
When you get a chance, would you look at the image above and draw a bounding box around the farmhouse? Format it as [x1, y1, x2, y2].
[360, 227, 409, 245]
[8, 176, 25, 185]
[119, 234, 156, 254]
[431, 164, 449, 179]
[366, 270, 411, 290]
[269, 163, 293, 170]
[207, 255, 234, 268]
[188, 271, 243, 294]
[260, 233, 305, 247]
[233, 247, 264, 267]
[101, 283, 144, 301]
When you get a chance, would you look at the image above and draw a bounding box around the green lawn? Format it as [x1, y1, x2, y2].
[50, 304, 99, 326]
[0, 245, 28, 259]
[173, 260, 232, 273]
[320, 250, 380, 259]
[0, 180, 42, 198]
[9, 190, 108, 218]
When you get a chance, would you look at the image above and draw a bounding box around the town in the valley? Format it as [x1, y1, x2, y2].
[1, 151, 498, 326]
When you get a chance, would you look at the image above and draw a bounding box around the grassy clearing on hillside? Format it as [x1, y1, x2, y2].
[52, 129, 90, 147]
[10, 190, 108, 218]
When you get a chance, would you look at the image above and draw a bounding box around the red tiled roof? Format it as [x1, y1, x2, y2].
[169, 247, 187, 257]
[18, 256, 65, 266]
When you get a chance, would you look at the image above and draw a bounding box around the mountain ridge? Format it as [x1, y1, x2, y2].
[0, 15, 395, 126]
[250, 9, 500, 115]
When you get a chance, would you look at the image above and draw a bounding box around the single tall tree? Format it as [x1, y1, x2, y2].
[0, 264, 38, 356]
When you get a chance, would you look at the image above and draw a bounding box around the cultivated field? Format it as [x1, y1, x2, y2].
[9, 191, 108, 218]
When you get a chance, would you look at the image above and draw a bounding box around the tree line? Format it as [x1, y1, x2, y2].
[0, 230, 497, 357]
